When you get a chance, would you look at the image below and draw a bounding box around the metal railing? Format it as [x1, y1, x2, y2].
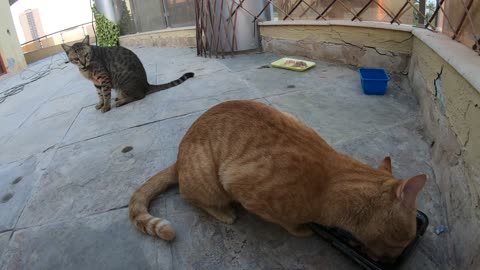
[20, 22, 94, 53]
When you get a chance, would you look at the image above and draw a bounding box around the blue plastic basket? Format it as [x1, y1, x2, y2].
[359, 68, 390, 95]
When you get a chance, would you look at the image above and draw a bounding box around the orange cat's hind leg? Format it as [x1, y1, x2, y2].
[203, 205, 237, 224]
[177, 154, 236, 224]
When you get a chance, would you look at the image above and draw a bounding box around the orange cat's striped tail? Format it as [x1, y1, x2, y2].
[128, 164, 178, 240]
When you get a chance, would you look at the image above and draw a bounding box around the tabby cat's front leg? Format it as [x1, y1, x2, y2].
[92, 70, 113, 113]
[94, 85, 104, 110]
[100, 85, 112, 113]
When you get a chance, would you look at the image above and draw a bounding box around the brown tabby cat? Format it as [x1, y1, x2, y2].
[61, 36, 194, 113]
[129, 100, 426, 262]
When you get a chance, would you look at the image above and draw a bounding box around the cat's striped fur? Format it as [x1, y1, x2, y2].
[129, 100, 426, 262]
[62, 36, 194, 113]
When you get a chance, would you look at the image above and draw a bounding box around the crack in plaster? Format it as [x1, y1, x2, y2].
[329, 28, 398, 57]
[434, 65, 444, 97]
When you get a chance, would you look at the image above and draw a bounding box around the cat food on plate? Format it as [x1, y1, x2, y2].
[284, 60, 308, 68]
[310, 210, 429, 270]
[271, 57, 315, 72]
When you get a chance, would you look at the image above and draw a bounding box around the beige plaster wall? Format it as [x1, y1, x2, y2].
[119, 27, 196, 48]
[259, 22, 413, 73]
[0, 0, 26, 73]
[409, 37, 480, 269]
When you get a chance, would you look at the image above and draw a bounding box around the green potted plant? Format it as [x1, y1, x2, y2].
[92, 5, 120, 47]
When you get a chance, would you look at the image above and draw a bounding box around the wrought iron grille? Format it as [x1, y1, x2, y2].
[194, 0, 480, 57]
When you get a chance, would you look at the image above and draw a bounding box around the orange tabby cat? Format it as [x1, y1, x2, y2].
[129, 100, 426, 261]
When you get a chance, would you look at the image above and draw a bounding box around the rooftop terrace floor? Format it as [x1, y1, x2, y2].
[0, 48, 448, 269]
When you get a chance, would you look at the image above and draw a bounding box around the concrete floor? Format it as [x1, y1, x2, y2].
[0, 48, 449, 269]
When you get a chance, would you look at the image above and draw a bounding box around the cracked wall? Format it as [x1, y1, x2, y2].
[409, 37, 480, 269]
[260, 24, 412, 73]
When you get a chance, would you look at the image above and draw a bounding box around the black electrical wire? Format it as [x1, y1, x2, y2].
[0, 54, 68, 104]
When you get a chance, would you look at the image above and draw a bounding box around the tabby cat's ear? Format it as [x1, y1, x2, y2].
[61, 44, 71, 52]
[82, 35, 90, 45]
[378, 156, 392, 174]
[396, 174, 427, 208]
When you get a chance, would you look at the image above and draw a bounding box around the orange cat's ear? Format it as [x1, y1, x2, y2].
[396, 174, 427, 208]
[378, 156, 392, 174]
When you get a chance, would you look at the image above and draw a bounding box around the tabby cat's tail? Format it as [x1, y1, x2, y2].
[147, 72, 194, 94]
[129, 164, 178, 240]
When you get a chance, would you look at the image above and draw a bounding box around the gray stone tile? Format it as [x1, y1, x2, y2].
[164, 209, 358, 270]
[217, 52, 279, 72]
[400, 247, 441, 270]
[0, 65, 77, 117]
[144, 63, 157, 85]
[266, 85, 417, 145]
[0, 232, 11, 260]
[1, 209, 171, 270]
[0, 151, 56, 232]
[61, 87, 206, 145]
[0, 112, 28, 139]
[47, 76, 93, 101]
[131, 47, 196, 66]
[62, 70, 260, 145]
[31, 84, 93, 128]
[238, 64, 319, 98]
[0, 110, 78, 164]
[17, 113, 200, 228]
[156, 55, 227, 82]
[0, 48, 448, 269]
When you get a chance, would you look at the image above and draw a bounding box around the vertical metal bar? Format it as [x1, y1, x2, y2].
[211, 0, 218, 57]
[224, 0, 233, 52]
[232, 1, 239, 54]
[418, 0, 426, 26]
[195, 0, 200, 55]
[206, 0, 216, 57]
[217, 0, 225, 58]
[128, 0, 139, 34]
[161, 0, 170, 28]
